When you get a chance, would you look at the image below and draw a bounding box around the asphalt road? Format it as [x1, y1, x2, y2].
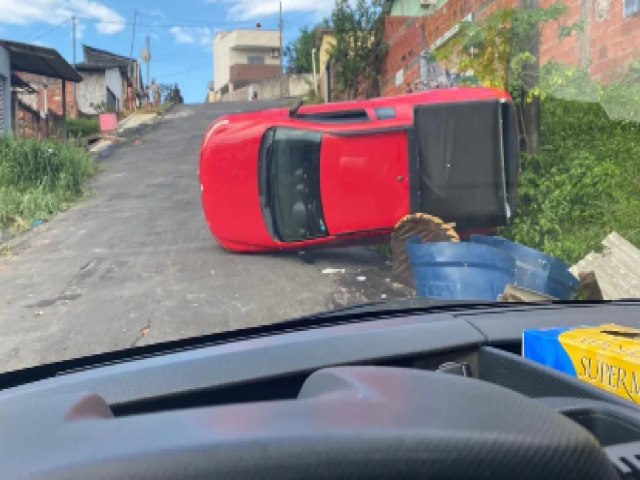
[0, 101, 408, 372]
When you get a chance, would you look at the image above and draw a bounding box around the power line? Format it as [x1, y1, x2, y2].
[159, 60, 213, 78]
[26, 17, 71, 42]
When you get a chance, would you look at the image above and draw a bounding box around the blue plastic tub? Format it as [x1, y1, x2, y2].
[406, 238, 516, 301]
[469, 235, 579, 299]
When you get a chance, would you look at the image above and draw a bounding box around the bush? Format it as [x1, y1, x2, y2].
[67, 117, 100, 139]
[502, 97, 640, 263]
[0, 138, 97, 230]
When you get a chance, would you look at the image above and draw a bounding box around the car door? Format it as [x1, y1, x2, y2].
[320, 130, 411, 235]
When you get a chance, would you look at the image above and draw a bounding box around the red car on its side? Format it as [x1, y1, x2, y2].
[200, 88, 519, 253]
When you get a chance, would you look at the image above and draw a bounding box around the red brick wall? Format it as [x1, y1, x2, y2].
[382, 0, 516, 96]
[16, 72, 78, 118]
[382, 0, 640, 97]
[541, 0, 640, 81]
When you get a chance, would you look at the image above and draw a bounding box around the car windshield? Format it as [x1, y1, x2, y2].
[264, 128, 327, 242]
[0, 0, 639, 375]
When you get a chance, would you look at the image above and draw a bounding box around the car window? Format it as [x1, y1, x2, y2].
[268, 128, 328, 242]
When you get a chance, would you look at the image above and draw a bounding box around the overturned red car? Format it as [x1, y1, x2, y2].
[200, 88, 519, 253]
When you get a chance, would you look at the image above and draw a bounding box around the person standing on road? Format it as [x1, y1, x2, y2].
[127, 80, 137, 111]
[143, 85, 151, 110]
[151, 80, 160, 109]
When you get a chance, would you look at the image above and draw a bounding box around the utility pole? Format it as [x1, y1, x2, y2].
[128, 10, 138, 81]
[146, 35, 151, 87]
[72, 16, 77, 109]
[279, 0, 284, 98]
[72, 16, 77, 66]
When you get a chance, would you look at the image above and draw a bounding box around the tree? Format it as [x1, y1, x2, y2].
[285, 21, 329, 74]
[330, 0, 386, 100]
[436, 2, 581, 153]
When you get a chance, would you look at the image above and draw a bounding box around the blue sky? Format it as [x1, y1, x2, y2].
[0, 0, 333, 103]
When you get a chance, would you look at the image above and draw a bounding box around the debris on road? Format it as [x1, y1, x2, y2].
[391, 214, 459, 288]
[322, 268, 346, 274]
[498, 285, 555, 302]
[571, 232, 640, 300]
[356, 276, 367, 282]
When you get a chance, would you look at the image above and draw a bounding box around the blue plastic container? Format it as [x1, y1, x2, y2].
[406, 238, 516, 301]
[469, 235, 579, 300]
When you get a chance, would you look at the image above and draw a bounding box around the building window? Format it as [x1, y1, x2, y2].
[271, 48, 280, 58]
[624, 0, 640, 17]
[247, 55, 265, 65]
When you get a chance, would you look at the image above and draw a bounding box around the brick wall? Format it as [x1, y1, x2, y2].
[540, 0, 640, 81]
[16, 72, 78, 118]
[382, 0, 640, 97]
[382, 0, 516, 96]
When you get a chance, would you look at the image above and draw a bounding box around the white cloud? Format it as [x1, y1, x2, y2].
[0, 0, 126, 35]
[208, 0, 332, 21]
[169, 26, 214, 48]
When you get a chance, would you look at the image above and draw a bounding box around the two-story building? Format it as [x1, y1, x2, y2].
[213, 29, 281, 98]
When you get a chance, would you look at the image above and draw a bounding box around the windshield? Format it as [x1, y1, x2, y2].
[0, 0, 639, 374]
[265, 128, 327, 242]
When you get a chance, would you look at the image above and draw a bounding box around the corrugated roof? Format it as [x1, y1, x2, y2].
[0, 39, 82, 82]
[75, 62, 127, 73]
[10, 73, 37, 93]
[571, 232, 640, 300]
[82, 44, 131, 68]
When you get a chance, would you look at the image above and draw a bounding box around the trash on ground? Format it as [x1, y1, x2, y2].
[390, 214, 459, 288]
[32, 219, 43, 228]
[470, 235, 578, 299]
[524, 324, 640, 402]
[407, 235, 578, 301]
[356, 276, 367, 282]
[322, 268, 346, 274]
[498, 285, 556, 302]
[571, 232, 640, 300]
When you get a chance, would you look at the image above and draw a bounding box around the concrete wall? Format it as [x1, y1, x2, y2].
[221, 73, 313, 101]
[77, 71, 106, 114]
[0, 45, 11, 135]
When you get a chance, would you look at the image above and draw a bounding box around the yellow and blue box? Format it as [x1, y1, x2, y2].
[523, 324, 640, 404]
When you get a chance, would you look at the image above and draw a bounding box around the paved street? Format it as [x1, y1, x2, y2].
[0, 101, 405, 372]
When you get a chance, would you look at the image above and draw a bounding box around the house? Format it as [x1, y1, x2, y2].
[0, 39, 81, 138]
[381, 0, 640, 96]
[316, 29, 336, 103]
[213, 29, 281, 98]
[74, 45, 142, 114]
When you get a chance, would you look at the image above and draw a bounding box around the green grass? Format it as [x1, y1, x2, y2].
[67, 117, 100, 139]
[502, 97, 640, 264]
[0, 138, 97, 232]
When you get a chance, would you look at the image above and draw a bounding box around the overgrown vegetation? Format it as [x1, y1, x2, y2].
[330, 0, 386, 99]
[502, 63, 640, 263]
[0, 138, 96, 232]
[67, 117, 100, 139]
[285, 23, 330, 74]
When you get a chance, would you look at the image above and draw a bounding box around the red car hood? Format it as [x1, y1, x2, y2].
[200, 117, 273, 249]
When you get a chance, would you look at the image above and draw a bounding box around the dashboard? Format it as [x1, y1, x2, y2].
[1, 302, 640, 479]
